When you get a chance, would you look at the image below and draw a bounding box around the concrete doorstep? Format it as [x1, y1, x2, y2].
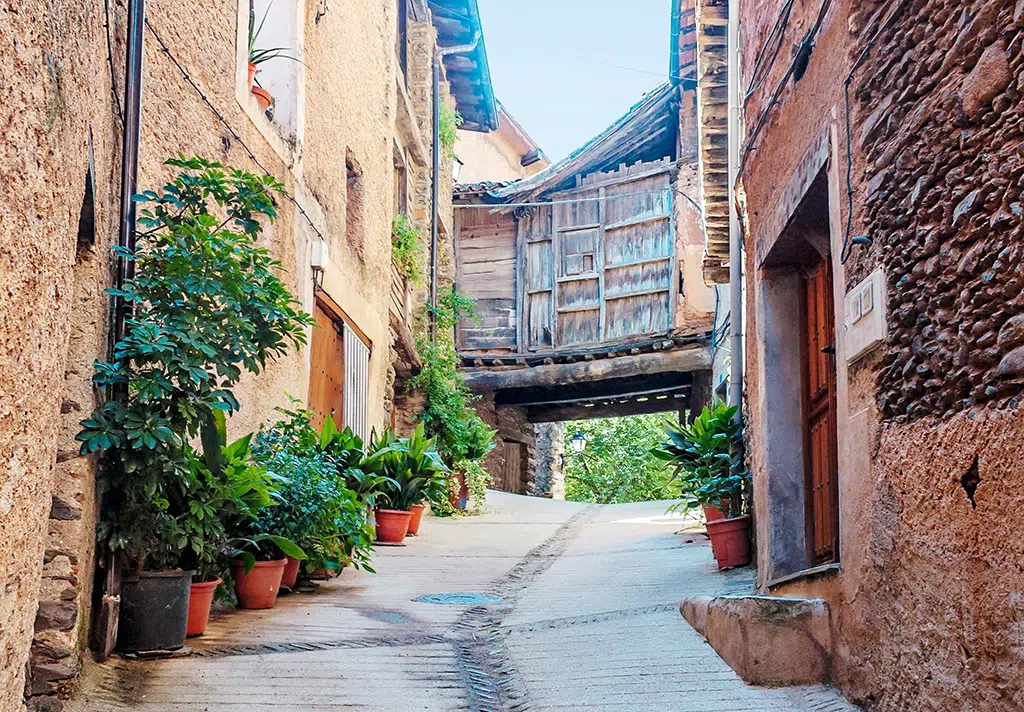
[680, 594, 834, 686]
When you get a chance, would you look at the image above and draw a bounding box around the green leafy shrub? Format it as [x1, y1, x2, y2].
[562, 415, 680, 504]
[78, 155, 313, 572]
[251, 405, 377, 573]
[391, 214, 426, 283]
[651, 401, 748, 517]
[439, 104, 463, 160]
[408, 290, 495, 514]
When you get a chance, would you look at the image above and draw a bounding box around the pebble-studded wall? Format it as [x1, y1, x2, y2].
[850, 0, 1024, 421]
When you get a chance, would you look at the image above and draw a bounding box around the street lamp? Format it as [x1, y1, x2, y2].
[570, 430, 587, 454]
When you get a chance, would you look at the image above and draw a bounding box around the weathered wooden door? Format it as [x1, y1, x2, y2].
[520, 205, 554, 351]
[802, 258, 839, 565]
[600, 165, 674, 340]
[553, 194, 602, 346]
[308, 302, 344, 431]
[499, 441, 526, 494]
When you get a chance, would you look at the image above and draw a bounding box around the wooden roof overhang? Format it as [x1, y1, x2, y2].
[492, 82, 681, 202]
[428, 0, 498, 132]
[693, 0, 730, 283]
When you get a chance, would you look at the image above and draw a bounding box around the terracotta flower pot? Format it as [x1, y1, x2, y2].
[706, 515, 752, 570]
[186, 577, 221, 637]
[407, 503, 426, 536]
[251, 86, 272, 111]
[281, 555, 302, 589]
[375, 508, 412, 543]
[702, 503, 727, 522]
[231, 559, 286, 609]
[448, 471, 468, 510]
[247, 60, 257, 90]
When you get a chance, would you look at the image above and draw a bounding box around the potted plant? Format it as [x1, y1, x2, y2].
[77, 156, 313, 650]
[247, 0, 301, 112]
[174, 411, 292, 634]
[653, 402, 751, 569]
[249, 407, 377, 590]
[363, 425, 449, 543]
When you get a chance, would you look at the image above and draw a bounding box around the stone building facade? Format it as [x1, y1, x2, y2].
[722, 0, 1024, 708]
[0, 1, 493, 708]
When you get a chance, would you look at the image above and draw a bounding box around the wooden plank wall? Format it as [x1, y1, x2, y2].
[456, 208, 518, 352]
[548, 158, 675, 348]
[520, 204, 554, 351]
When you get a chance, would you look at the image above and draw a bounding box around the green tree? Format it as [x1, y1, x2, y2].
[562, 414, 680, 504]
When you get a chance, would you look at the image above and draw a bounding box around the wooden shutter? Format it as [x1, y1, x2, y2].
[600, 167, 674, 340]
[343, 323, 370, 440]
[308, 302, 345, 431]
[520, 205, 554, 351]
[802, 258, 839, 565]
[553, 193, 602, 346]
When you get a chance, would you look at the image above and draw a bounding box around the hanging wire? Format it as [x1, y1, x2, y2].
[145, 20, 328, 244]
[104, 0, 123, 125]
[839, 0, 912, 264]
[737, 0, 832, 179]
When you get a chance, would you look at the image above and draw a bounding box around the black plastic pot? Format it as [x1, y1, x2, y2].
[117, 570, 193, 652]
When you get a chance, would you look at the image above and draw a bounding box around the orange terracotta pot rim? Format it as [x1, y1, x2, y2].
[190, 576, 222, 590]
[231, 558, 286, 568]
[375, 507, 413, 514]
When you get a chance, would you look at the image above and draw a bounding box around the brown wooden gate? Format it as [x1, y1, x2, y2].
[308, 301, 344, 431]
[498, 441, 526, 494]
[802, 258, 839, 565]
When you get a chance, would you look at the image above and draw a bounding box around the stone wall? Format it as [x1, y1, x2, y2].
[737, 0, 1024, 709]
[532, 422, 565, 499]
[0, 2, 120, 707]
[4, 0, 451, 708]
[850, 0, 1024, 421]
[472, 392, 537, 495]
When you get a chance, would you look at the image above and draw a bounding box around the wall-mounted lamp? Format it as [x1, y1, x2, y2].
[311, 237, 329, 275]
[452, 156, 464, 183]
[570, 430, 587, 454]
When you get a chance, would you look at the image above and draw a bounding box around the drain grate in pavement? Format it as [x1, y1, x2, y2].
[415, 592, 504, 605]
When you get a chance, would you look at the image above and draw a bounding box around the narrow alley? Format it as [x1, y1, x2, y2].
[73, 494, 853, 712]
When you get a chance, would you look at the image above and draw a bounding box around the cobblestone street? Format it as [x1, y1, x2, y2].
[73, 493, 855, 711]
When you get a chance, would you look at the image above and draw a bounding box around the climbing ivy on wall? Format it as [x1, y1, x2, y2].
[391, 214, 426, 283]
[439, 104, 463, 160]
[408, 289, 494, 514]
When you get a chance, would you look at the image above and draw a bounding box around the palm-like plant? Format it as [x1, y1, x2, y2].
[652, 402, 748, 517]
[363, 424, 450, 511]
[248, 1, 302, 70]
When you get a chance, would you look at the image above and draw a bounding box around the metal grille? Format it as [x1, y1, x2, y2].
[343, 323, 370, 439]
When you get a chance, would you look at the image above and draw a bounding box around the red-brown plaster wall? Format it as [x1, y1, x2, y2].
[740, 0, 1024, 709]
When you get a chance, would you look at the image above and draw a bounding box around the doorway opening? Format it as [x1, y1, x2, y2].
[758, 165, 840, 579]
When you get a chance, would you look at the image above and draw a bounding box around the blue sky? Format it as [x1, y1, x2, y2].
[477, 0, 673, 162]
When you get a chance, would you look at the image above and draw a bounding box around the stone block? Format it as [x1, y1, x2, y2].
[961, 43, 1012, 118]
[680, 594, 832, 686]
[34, 602, 77, 633]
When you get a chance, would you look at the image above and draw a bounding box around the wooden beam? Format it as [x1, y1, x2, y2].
[527, 392, 694, 422]
[464, 346, 711, 390]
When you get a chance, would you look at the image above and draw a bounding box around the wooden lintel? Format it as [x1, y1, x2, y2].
[464, 347, 712, 391]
